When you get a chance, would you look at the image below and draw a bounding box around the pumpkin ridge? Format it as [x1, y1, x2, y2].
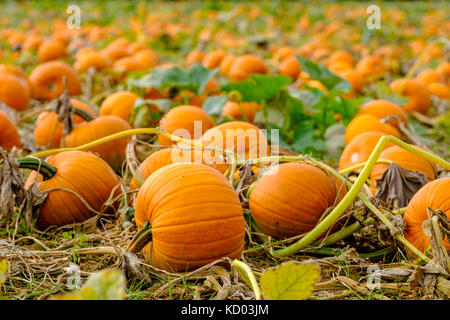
[152, 214, 245, 232]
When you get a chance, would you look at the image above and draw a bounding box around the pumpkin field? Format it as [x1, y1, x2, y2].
[0, 1, 449, 302]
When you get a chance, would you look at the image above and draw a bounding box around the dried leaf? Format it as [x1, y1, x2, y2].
[375, 163, 428, 207]
[231, 259, 262, 300]
[259, 261, 320, 300]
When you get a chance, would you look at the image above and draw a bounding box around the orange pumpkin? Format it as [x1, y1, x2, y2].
[221, 101, 261, 123]
[37, 39, 67, 62]
[278, 55, 301, 80]
[228, 55, 268, 81]
[202, 50, 227, 70]
[74, 50, 111, 72]
[0, 110, 21, 151]
[64, 115, 132, 171]
[370, 145, 437, 194]
[23, 151, 119, 229]
[186, 50, 205, 66]
[389, 79, 431, 114]
[34, 99, 97, 148]
[158, 105, 215, 146]
[249, 162, 346, 239]
[345, 114, 401, 144]
[415, 69, 442, 86]
[0, 73, 30, 111]
[99, 91, 139, 122]
[134, 163, 245, 272]
[355, 55, 386, 78]
[427, 82, 450, 99]
[339, 131, 394, 171]
[357, 99, 408, 129]
[29, 61, 82, 100]
[404, 177, 450, 254]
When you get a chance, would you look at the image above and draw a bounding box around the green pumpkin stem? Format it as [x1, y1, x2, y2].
[126, 221, 152, 253]
[17, 158, 57, 181]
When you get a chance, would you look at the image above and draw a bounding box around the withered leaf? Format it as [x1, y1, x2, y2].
[375, 163, 428, 208]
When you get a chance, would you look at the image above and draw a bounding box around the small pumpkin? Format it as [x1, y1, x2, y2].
[221, 100, 261, 123]
[158, 105, 215, 146]
[134, 162, 245, 272]
[344, 114, 401, 145]
[99, 91, 139, 122]
[0, 109, 21, 152]
[357, 99, 408, 129]
[37, 39, 67, 62]
[228, 55, 268, 82]
[29, 61, 82, 100]
[370, 145, 438, 195]
[0, 73, 30, 111]
[278, 55, 301, 80]
[404, 177, 450, 254]
[249, 162, 347, 239]
[186, 50, 205, 67]
[64, 115, 132, 171]
[389, 79, 431, 114]
[23, 151, 120, 229]
[202, 50, 227, 70]
[74, 50, 111, 72]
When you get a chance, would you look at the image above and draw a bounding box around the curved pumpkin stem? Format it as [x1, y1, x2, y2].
[73, 107, 96, 122]
[126, 221, 152, 253]
[17, 157, 57, 181]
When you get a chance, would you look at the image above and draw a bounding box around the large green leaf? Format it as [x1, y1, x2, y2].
[260, 261, 320, 300]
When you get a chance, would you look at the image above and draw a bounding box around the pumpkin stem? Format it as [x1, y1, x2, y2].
[17, 158, 57, 181]
[227, 90, 242, 103]
[126, 221, 152, 253]
[73, 107, 96, 122]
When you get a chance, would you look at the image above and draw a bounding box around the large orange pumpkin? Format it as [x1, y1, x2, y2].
[23, 151, 120, 229]
[99, 91, 139, 122]
[404, 177, 450, 254]
[0, 73, 30, 111]
[29, 61, 82, 100]
[357, 99, 408, 129]
[249, 162, 347, 239]
[0, 110, 21, 151]
[158, 105, 215, 146]
[64, 115, 132, 171]
[134, 162, 245, 272]
[370, 145, 438, 195]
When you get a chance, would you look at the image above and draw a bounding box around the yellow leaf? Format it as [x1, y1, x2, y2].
[260, 261, 320, 300]
[52, 269, 126, 300]
[0, 259, 7, 285]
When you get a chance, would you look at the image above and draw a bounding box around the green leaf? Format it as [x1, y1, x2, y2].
[52, 269, 126, 300]
[374, 81, 409, 106]
[254, 107, 285, 128]
[295, 55, 351, 92]
[260, 261, 320, 300]
[222, 74, 292, 102]
[202, 95, 228, 116]
[291, 126, 327, 154]
[128, 64, 218, 95]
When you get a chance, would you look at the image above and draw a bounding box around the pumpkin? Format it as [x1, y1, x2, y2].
[0, 109, 21, 151]
[0, 73, 30, 111]
[339, 131, 394, 171]
[404, 177, 450, 254]
[134, 162, 245, 272]
[389, 79, 431, 114]
[249, 162, 347, 239]
[219, 55, 236, 76]
[37, 39, 67, 62]
[357, 99, 408, 129]
[113, 56, 146, 74]
[369, 145, 438, 195]
[344, 114, 401, 145]
[228, 55, 268, 81]
[327, 50, 354, 66]
[22, 33, 43, 51]
[74, 50, 111, 72]
[0, 64, 32, 92]
[134, 49, 160, 69]
[29, 61, 82, 100]
[64, 115, 132, 171]
[186, 50, 205, 66]
[201, 121, 270, 160]
[202, 50, 227, 70]
[158, 105, 215, 146]
[34, 99, 97, 148]
[427, 82, 450, 100]
[272, 46, 295, 62]
[415, 69, 442, 86]
[23, 151, 120, 229]
[99, 91, 139, 122]
[221, 101, 261, 123]
[355, 55, 386, 78]
[278, 55, 301, 80]
[335, 68, 364, 94]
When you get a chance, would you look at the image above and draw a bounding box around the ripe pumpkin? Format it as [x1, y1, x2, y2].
[134, 163, 245, 272]
[357, 99, 408, 129]
[158, 105, 215, 146]
[186, 50, 205, 66]
[344, 114, 401, 144]
[355, 55, 386, 78]
[272, 46, 295, 62]
[0, 73, 30, 111]
[34, 99, 97, 148]
[202, 50, 227, 70]
[0, 109, 21, 151]
[22, 33, 43, 51]
[99, 91, 139, 122]
[415, 69, 442, 86]
[278, 55, 301, 80]
[201, 121, 270, 160]
[0, 64, 31, 92]
[219, 55, 236, 76]
[221, 101, 261, 123]
[29, 61, 82, 100]
[249, 162, 347, 239]
[228, 55, 268, 82]
[389, 79, 431, 114]
[404, 177, 450, 254]
[370, 145, 438, 195]
[74, 50, 111, 72]
[335, 68, 364, 94]
[134, 49, 160, 69]
[427, 82, 450, 100]
[37, 39, 67, 62]
[339, 131, 395, 171]
[113, 56, 146, 74]
[64, 115, 132, 171]
[24, 151, 120, 230]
